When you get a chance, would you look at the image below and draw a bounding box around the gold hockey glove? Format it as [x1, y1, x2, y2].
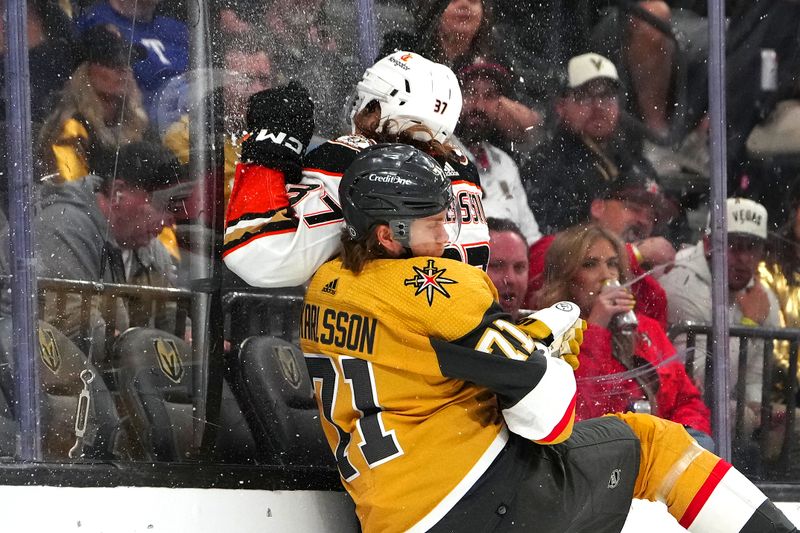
[517, 301, 586, 370]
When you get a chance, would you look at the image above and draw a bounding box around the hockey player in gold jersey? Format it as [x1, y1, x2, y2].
[301, 143, 797, 533]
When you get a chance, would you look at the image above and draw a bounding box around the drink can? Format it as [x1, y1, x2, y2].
[628, 399, 652, 415]
[761, 49, 778, 91]
[602, 278, 638, 334]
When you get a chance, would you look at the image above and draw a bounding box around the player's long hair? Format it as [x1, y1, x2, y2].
[353, 101, 457, 161]
[537, 224, 638, 373]
[340, 227, 393, 273]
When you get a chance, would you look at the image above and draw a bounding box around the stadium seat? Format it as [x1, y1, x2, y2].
[0, 318, 120, 460]
[0, 393, 15, 458]
[111, 327, 256, 463]
[232, 336, 333, 468]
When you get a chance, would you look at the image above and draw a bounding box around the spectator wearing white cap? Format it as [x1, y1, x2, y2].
[522, 52, 661, 237]
[660, 197, 780, 450]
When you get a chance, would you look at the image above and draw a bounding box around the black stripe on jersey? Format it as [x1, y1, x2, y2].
[304, 140, 361, 175]
[223, 215, 299, 253]
[431, 303, 547, 408]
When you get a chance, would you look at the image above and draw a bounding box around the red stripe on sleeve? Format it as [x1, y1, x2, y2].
[226, 163, 290, 223]
[536, 392, 576, 444]
[678, 459, 732, 529]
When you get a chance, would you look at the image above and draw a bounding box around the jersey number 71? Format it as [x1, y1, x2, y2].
[305, 355, 404, 481]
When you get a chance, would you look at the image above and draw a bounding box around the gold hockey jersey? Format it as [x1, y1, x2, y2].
[301, 256, 577, 532]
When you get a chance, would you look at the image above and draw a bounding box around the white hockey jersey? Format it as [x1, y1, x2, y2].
[223, 135, 490, 287]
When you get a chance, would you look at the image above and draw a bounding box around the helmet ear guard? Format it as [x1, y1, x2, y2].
[349, 51, 463, 143]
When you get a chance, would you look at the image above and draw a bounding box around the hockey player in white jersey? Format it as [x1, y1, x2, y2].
[222, 51, 488, 287]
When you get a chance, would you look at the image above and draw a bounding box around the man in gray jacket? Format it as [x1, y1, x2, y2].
[0, 141, 181, 359]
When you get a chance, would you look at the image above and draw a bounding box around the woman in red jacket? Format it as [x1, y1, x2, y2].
[537, 223, 714, 449]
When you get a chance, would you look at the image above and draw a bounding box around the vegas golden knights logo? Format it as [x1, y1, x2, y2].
[154, 338, 184, 384]
[38, 327, 61, 374]
[404, 259, 457, 306]
[274, 345, 302, 389]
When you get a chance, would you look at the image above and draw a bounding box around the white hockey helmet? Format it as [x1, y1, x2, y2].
[350, 51, 463, 143]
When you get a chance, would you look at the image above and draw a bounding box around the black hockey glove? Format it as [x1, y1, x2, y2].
[241, 81, 315, 183]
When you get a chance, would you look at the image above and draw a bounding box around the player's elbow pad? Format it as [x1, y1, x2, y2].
[501, 356, 577, 442]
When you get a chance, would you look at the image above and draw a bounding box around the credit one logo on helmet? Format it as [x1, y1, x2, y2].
[367, 173, 414, 185]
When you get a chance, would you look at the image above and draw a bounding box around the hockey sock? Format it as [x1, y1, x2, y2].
[614, 412, 797, 532]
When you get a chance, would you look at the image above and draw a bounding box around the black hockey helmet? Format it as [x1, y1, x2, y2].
[339, 143, 455, 246]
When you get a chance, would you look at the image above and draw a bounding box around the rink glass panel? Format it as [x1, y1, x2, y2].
[0, 0, 797, 498]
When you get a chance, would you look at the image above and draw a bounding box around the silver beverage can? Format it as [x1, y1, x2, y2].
[628, 399, 652, 415]
[602, 278, 638, 334]
[761, 48, 778, 91]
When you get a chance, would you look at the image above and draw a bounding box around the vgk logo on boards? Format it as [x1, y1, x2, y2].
[274, 345, 303, 390]
[39, 327, 61, 374]
[154, 338, 184, 384]
[404, 259, 457, 306]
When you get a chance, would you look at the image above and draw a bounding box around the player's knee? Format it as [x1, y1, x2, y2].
[613, 412, 695, 454]
[614, 413, 709, 502]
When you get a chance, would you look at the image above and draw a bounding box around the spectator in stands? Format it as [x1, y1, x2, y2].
[759, 184, 800, 445]
[524, 172, 676, 329]
[0, 0, 73, 126]
[660, 198, 780, 435]
[455, 63, 540, 244]
[381, 0, 542, 152]
[494, 0, 707, 162]
[760, 183, 800, 348]
[537, 223, 713, 449]
[523, 52, 660, 235]
[486, 218, 529, 321]
[589, 2, 702, 140]
[254, 0, 358, 137]
[382, 0, 494, 73]
[162, 38, 274, 205]
[36, 24, 149, 182]
[75, 0, 189, 119]
[0, 141, 181, 359]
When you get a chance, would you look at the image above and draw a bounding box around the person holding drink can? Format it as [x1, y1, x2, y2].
[536, 223, 714, 450]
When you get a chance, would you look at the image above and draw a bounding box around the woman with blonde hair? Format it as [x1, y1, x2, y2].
[36, 24, 149, 182]
[538, 223, 714, 449]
